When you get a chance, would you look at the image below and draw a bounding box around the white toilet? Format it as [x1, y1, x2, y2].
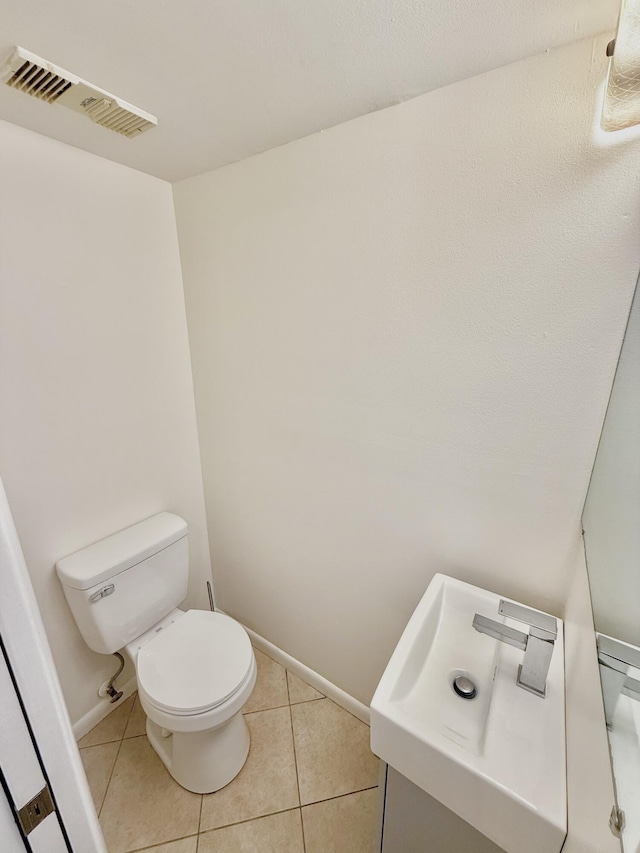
[56, 512, 257, 794]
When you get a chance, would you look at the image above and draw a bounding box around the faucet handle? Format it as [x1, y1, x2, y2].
[498, 600, 557, 641]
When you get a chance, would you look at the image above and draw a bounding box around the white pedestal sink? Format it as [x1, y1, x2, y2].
[370, 573, 566, 853]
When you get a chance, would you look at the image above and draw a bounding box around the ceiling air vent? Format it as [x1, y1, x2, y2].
[1, 47, 157, 138]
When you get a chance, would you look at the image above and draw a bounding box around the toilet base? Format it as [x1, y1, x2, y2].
[146, 712, 250, 794]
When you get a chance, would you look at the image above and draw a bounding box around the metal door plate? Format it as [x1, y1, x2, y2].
[17, 785, 55, 836]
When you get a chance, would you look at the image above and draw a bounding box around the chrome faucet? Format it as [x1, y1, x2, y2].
[472, 600, 558, 698]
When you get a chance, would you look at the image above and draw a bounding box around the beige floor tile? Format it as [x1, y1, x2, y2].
[131, 837, 197, 853]
[291, 699, 379, 805]
[200, 706, 299, 832]
[286, 671, 324, 704]
[78, 694, 135, 747]
[79, 741, 120, 813]
[198, 809, 304, 853]
[124, 693, 147, 738]
[243, 649, 289, 714]
[302, 789, 379, 853]
[99, 735, 201, 853]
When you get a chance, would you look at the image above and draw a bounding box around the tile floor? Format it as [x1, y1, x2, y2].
[78, 648, 380, 852]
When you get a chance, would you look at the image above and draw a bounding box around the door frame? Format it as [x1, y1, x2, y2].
[0, 477, 106, 852]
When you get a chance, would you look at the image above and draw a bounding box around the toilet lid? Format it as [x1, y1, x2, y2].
[136, 609, 254, 715]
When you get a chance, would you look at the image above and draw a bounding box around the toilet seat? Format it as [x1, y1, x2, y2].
[136, 609, 254, 716]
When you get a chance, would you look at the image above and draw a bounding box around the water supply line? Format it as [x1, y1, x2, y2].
[105, 652, 124, 703]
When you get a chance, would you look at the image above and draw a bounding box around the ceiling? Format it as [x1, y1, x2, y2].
[0, 0, 619, 182]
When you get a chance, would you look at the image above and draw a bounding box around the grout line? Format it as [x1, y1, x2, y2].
[292, 689, 372, 728]
[128, 786, 379, 852]
[122, 690, 137, 734]
[94, 693, 137, 819]
[123, 700, 142, 739]
[243, 701, 290, 716]
[197, 807, 303, 839]
[79, 734, 123, 748]
[244, 627, 369, 725]
[97, 733, 125, 819]
[289, 696, 325, 708]
[80, 691, 138, 749]
[253, 645, 281, 666]
[101, 668, 375, 849]
[300, 784, 379, 810]
[288, 703, 306, 853]
[296, 807, 304, 850]
[197, 789, 204, 836]
[321, 695, 371, 728]
[128, 833, 198, 852]
[287, 670, 327, 708]
[243, 696, 326, 717]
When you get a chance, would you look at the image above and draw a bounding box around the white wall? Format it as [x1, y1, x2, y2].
[174, 35, 640, 707]
[583, 278, 640, 646]
[0, 119, 211, 725]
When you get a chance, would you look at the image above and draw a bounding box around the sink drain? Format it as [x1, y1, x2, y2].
[452, 674, 477, 700]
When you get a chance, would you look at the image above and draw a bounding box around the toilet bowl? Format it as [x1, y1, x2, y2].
[56, 512, 257, 794]
[127, 607, 257, 793]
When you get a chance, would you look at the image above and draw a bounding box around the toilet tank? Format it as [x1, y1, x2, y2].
[56, 512, 189, 655]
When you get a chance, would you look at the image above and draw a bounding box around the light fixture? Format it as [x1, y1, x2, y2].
[602, 0, 640, 131]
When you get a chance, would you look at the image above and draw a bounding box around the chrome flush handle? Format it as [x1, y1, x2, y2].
[89, 584, 115, 603]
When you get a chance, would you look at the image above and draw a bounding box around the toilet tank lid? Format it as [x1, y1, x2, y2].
[56, 512, 188, 591]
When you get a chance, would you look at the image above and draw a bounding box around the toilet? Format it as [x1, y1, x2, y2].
[56, 512, 257, 794]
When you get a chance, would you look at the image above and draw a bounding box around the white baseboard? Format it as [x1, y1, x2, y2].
[73, 675, 138, 742]
[241, 623, 370, 725]
[73, 622, 370, 740]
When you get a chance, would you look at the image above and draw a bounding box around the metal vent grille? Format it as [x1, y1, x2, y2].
[5, 58, 74, 103]
[1, 47, 157, 138]
[79, 95, 155, 137]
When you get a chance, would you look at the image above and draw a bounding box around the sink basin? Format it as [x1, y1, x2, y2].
[370, 574, 566, 853]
